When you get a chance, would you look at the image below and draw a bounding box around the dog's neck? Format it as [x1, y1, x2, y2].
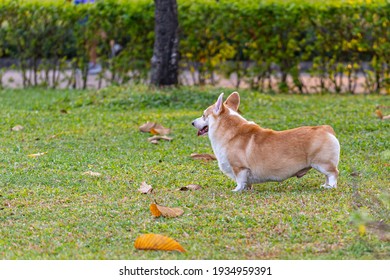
[209, 107, 249, 142]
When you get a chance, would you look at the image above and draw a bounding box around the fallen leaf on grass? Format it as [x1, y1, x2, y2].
[134, 234, 186, 252]
[358, 224, 366, 236]
[150, 203, 184, 218]
[178, 184, 202, 191]
[150, 124, 171, 135]
[350, 171, 360, 177]
[140, 122, 172, 145]
[376, 109, 390, 120]
[139, 122, 156, 133]
[28, 152, 47, 158]
[83, 171, 102, 177]
[139, 181, 153, 194]
[139, 122, 171, 135]
[148, 135, 173, 143]
[376, 110, 383, 119]
[11, 125, 24, 131]
[190, 153, 216, 161]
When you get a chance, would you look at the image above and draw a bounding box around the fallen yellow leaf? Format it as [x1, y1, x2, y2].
[134, 234, 186, 252]
[150, 203, 184, 218]
[358, 224, 366, 236]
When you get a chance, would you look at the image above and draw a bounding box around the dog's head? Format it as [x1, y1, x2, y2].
[192, 92, 240, 136]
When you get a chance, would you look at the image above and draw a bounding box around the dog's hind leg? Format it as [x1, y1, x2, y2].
[232, 168, 250, 192]
[312, 163, 338, 188]
[323, 167, 338, 188]
[312, 133, 340, 188]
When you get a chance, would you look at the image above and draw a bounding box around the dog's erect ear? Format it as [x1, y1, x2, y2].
[224, 92, 240, 112]
[214, 93, 224, 115]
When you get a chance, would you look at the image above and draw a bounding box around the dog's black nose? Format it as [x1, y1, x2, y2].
[191, 121, 195, 126]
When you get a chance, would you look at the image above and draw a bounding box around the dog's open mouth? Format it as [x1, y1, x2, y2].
[197, 126, 208, 136]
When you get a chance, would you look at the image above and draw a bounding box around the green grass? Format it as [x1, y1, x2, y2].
[0, 86, 389, 260]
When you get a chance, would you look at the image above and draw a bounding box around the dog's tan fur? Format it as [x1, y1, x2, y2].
[192, 92, 340, 191]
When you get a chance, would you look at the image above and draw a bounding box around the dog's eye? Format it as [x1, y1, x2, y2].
[202, 114, 206, 120]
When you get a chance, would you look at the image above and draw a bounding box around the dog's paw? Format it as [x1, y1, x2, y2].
[232, 186, 245, 192]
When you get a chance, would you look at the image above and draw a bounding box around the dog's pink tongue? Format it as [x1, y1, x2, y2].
[197, 130, 201, 136]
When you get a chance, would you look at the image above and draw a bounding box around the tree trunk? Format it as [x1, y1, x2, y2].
[150, 0, 179, 86]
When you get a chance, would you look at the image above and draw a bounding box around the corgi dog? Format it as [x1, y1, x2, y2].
[192, 92, 340, 192]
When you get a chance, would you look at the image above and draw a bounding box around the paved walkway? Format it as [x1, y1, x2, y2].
[0, 69, 378, 94]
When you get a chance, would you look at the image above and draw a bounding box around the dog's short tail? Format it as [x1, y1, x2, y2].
[322, 125, 336, 136]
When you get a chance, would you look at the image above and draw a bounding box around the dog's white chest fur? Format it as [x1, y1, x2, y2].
[208, 123, 235, 180]
[211, 141, 235, 180]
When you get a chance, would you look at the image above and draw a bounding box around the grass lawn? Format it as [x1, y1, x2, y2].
[0, 86, 389, 260]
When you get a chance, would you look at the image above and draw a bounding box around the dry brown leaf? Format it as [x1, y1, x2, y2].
[148, 135, 173, 143]
[150, 203, 184, 218]
[11, 125, 24, 131]
[376, 109, 384, 119]
[134, 234, 186, 252]
[190, 153, 217, 161]
[178, 184, 202, 191]
[376, 110, 390, 120]
[139, 122, 156, 133]
[28, 152, 47, 158]
[150, 204, 162, 218]
[139, 181, 153, 194]
[83, 171, 102, 177]
[140, 122, 172, 135]
[150, 124, 171, 135]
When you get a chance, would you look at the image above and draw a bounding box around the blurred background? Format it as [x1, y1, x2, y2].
[0, 0, 389, 93]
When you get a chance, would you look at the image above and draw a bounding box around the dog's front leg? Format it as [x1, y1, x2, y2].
[232, 168, 250, 192]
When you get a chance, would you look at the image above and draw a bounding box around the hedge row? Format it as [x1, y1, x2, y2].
[0, 0, 389, 93]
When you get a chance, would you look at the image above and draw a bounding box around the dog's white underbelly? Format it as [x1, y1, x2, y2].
[247, 171, 284, 184]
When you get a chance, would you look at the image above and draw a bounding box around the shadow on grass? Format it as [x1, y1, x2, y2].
[221, 179, 326, 195]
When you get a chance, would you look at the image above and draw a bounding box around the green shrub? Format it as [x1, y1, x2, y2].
[0, 0, 389, 93]
[178, 0, 390, 93]
[0, 0, 154, 89]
